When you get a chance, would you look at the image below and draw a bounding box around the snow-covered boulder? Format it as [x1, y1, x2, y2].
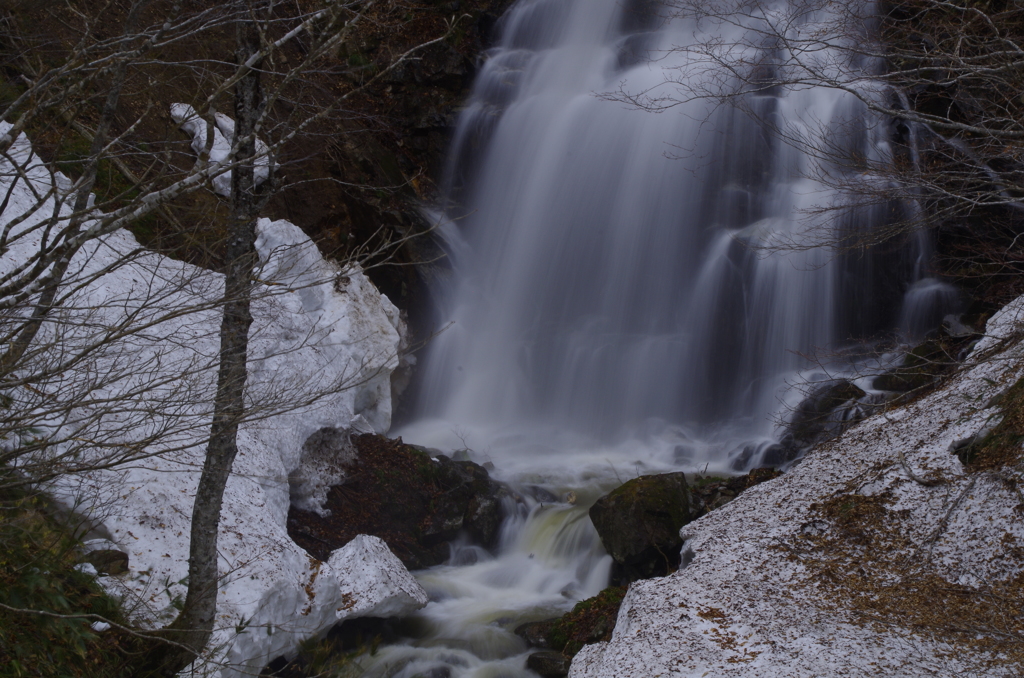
[572, 297, 1024, 677]
[170, 103, 272, 197]
[0, 122, 426, 676]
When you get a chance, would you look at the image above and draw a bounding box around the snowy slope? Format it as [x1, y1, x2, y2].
[572, 299, 1024, 677]
[0, 123, 427, 677]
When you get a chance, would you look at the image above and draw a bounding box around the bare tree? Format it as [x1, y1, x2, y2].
[0, 0, 457, 673]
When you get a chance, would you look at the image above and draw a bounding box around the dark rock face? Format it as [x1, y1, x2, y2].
[516, 586, 627, 665]
[753, 379, 868, 468]
[526, 651, 570, 678]
[287, 433, 511, 570]
[589, 473, 696, 584]
[81, 548, 129, 576]
[873, 337, 963, 393]
[787, 379, 866, 446]
[515, 619, 557, 649]
[618, 0, 663, 33]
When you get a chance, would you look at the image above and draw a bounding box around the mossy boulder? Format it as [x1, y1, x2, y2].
[515, 619, 557, 649]
[515, 586, 628, 665]
[287, 433, 511, 569]
[589, 473, 695, 583]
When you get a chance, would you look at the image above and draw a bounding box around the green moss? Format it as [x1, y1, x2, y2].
[958, 374, 1024, 470]
[547, 586, 628, 658]
[0, 76, 26, 110]
[0, 485, 132, 677]
[605, 475, 691, 527]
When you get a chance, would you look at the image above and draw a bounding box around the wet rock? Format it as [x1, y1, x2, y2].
[80, 539, 129, 575]
[619, 0, 663, 33]
[546, 586, 628, 658]
[788, 379, 866, 446]
[873, 339, 950, 393]
[758, 442, 793, 468]
[515, 619, 558, 649]
[730, 440, 788, 470]
[764, 379, 868, 465]
[589, 473, 696, 583]
[263, 617, 406, 676]
[324, 616, 402, 651]
[525, 485, 559, 503]
[288, 433, 513, 570]
[526, 651, 570, 678]
[690, 467, 782, 513]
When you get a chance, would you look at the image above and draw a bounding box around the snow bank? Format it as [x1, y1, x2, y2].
[170, 103, 271, 197]
[573, 299, 1024, 677]
[0, 123, 426, 676]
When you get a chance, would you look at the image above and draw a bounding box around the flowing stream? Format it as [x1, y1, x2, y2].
[356, 1, 958, 676]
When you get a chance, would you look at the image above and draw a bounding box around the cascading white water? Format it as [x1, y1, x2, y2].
[339, 489, 615, 678]
[400, 0, 956, 474]
[368, 1, 959, 676]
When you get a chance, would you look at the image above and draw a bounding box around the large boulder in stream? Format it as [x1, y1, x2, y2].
[589, 473, 697, 584]
[288, 432, 511, 570]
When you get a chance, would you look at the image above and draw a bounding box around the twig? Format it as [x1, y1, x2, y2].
[0, 601, 198, 654]
[898, 448, 943, 487]
[918, 476, 979, 558]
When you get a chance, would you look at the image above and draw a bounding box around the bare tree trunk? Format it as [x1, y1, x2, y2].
[139, 15, 266, 677]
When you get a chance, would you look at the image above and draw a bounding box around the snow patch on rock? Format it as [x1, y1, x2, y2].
[288, 427, 357, 516]
[170, 103, 271, 197]
[572, 296, 1024, 677]
[0, 122, 426, 677]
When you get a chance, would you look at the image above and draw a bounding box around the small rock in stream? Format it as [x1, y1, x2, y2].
[515, 619, 558, 648]
[526, 651, 571, 678]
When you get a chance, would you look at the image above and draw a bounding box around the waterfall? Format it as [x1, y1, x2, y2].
[401, 0, 953, 472]
[349, 2, 965, 677]
[396, 0, 962, 473]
